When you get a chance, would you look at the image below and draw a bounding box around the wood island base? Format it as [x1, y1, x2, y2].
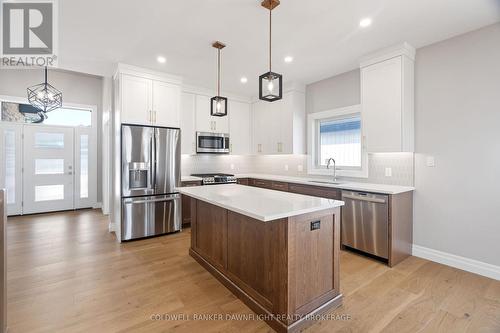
[188, 197, 343, 333]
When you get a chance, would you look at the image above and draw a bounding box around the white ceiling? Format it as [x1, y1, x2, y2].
[58, 0, 500, 97]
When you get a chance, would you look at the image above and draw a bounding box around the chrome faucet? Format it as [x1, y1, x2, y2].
[326, 158, 337, 182]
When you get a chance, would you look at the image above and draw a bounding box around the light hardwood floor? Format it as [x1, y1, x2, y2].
[6, 209, 500, 333]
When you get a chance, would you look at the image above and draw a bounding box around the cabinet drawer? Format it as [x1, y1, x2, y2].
[181, 181, 202, 187]
[249, 179, 273, 189]
[271, 181, 289, 192]
[288, 183, 340, 200]
[237, 178, 249, 186]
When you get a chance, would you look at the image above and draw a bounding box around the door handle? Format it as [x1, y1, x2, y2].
[123, 196, 179, 204]
[343, 194, 387, 204]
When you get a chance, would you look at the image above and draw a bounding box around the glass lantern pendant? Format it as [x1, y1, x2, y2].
[210, 41, 228, 117]
[27, 66, 63, 120]
[259, 0, 282, 102]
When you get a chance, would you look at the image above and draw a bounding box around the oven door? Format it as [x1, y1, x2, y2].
[196, 132, 229, 153]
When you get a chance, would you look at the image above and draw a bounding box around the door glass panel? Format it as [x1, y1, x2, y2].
[35, 132, 64, 149]
[4, 130, 16, 204]
[35, 159, 64, 175]
[80, 135, 89, 198]
[35, 185, 65, 202]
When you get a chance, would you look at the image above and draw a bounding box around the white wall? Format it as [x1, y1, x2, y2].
[306, 69, 360, 113]
[414, 23, 500, 267]
[0, 68, 104, 201]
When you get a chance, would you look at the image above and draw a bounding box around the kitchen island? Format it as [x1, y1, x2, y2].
[178, 184, 344, 333]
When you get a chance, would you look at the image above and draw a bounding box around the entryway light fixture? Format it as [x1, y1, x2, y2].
[27, 66, 63, 120]
[211, 41, 228, 117]
[259, 0, 282, 102]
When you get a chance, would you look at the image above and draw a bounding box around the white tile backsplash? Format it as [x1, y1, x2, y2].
[182, 153, 414, 186]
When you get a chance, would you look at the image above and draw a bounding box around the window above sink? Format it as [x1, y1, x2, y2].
[307, 105, 368, 178]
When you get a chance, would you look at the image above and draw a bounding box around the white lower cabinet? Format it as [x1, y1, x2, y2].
[252, 90, 306, 155]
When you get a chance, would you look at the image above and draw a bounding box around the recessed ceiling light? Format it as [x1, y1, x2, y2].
[359, 18, 372, 28]
[157, 56, 166, 64]
[240, 77, 248, 84]
[284, 56, 294, 63]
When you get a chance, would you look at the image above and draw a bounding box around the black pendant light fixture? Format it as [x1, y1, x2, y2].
[211, 41, 228, 117]
[259, 0, 282, 102]
[27, 66, 63, 120]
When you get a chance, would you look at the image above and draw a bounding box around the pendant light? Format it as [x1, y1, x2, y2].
[27, 66, 63, 119]
[259, 0, 282, 102]
[211, 41, 228, 117]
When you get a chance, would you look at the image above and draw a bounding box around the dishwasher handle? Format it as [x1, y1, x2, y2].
[342, 193, 387, 204]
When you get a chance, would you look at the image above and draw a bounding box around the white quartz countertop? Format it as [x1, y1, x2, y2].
[233, 174, 415, 195]
[177, 184, 344, 222]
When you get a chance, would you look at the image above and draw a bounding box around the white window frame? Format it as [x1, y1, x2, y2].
[0, 95, 98, 212]
[307, 104, 368, 178]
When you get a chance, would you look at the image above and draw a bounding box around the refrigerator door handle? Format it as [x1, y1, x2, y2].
[123, 195, 180, 205]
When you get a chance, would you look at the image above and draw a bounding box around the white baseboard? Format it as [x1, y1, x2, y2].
[93, 202, 103, 209]
[412, 245, 500, 281]
[108, 222, 115, 232]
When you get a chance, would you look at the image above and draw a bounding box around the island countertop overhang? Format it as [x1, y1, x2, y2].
[177, 184, 344, 222]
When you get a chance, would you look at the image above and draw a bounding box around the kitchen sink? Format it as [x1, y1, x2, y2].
[308, 180, 344, 185]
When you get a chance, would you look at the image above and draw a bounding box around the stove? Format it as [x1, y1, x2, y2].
[191, 173, 237, 185]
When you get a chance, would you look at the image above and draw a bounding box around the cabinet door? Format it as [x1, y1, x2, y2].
[153, 80, 180, 127]
[121, 74, 152, 125]
[229, 100, 250, 154]
[180, 92, 196, 154]
[195, 95, 212, 132]
[195, 95, 229, 133]
[213, 112, 229, 134]
[362, 57, 402, 152]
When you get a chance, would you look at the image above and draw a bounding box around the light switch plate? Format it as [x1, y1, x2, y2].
[385, 167, 392, 177]
[426, 156, 436, 167]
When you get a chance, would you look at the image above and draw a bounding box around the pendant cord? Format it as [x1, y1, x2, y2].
[269, 7, 272, 73]
[44, 66, 48, 85]
[217, 48, 221, 96]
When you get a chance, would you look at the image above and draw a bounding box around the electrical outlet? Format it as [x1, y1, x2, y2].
[385, 167, 392, 177]
[284, 164, 289, 171]
[297, 165, 303, 172]
[426, 156, 436, 167]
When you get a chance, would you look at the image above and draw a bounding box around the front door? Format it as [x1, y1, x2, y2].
[22, 125, 75, 214]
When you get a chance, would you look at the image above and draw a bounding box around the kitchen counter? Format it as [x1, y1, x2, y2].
[234, 173, 414, 195]
[178, 183, 343, 222]
[183, 184, 343, 332]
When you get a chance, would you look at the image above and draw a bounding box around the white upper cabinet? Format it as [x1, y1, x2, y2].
[229, 100, 251, 155]
[116, 65, 182, 127]
[153, 80, 181, 127]
[180, 92, 196, 155]
[121, 75, 152, 125]
[195, 95, 229, 134]
[361, 43, 415, 152]
[252, 90, 306, 155]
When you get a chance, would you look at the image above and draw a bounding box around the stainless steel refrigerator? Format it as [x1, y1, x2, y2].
[121, 124, 181, 241]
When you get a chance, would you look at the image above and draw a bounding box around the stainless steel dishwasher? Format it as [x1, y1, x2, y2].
[341, 190, 389, 259]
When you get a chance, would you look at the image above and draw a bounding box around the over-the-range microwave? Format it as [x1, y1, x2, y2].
[196, 132, 230, 154]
